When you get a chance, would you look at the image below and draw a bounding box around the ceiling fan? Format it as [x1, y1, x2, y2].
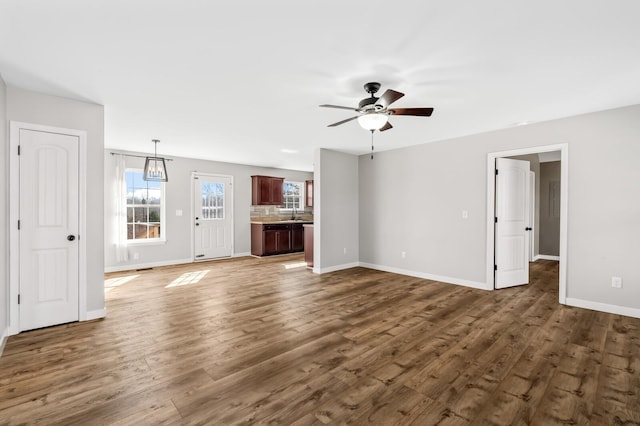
[320, 82, 434, 132]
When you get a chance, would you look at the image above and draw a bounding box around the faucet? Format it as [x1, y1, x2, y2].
[290, 205, 297, 220]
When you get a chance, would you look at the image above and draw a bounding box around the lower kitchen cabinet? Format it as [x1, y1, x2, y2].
[264, 226, 291, 254]
[251, 223, 309, 256]
[291, 223, 304, 252]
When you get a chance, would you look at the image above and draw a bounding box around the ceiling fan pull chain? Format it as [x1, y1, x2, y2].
[370, 130, 374, 160]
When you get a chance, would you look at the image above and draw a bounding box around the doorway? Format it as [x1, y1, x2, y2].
[192, 173, 234, 260]
[9, 122, 88, 334]
[486, 144, 568, 303]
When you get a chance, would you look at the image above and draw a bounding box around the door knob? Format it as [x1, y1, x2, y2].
[195, 223, 200, 226]
[525, 227, 532, 231]
[67, 235, 76, 241]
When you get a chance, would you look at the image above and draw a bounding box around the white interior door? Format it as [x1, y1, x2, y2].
[529, 170, 536, 262]
[19, 129, 80, 330]
[193, 174, 233, 260]
[495, 158, 530, 289]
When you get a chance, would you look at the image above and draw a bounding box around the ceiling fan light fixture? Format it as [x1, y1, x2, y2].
[357, 113, 388, 131]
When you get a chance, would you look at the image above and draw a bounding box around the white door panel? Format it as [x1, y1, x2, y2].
[495, 158, 530, 289]
[194, 174, 233, 259]
[20, 129, 79, 330]
[529, 171, 536, 262]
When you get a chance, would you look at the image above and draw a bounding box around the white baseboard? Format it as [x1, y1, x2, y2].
[86, 309, 106, 321]
[106, 253, 254, 272]
[316, 262, 360, 274]
[566, 297, 640, 319]
[536, 255, 560, 261]
[105, 257, 193, 273]
[0, 326, 8, 358]
[359, 262, 490, 290]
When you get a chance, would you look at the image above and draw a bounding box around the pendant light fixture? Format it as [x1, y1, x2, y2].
[143, 139, 168, 182]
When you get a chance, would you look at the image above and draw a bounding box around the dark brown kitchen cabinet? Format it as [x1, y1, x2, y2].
[253, 223, 290, 255]
[305, 180, 314, 207]
[291, 223, 304, 252]
[251, 175, 284, 205]
[251, 222, 310, 256]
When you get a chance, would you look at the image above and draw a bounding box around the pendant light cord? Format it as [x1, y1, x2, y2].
[370, 130, 374, 160]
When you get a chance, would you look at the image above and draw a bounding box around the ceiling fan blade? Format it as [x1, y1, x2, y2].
[379, 121, 393, 132]
[327, 116, 359, 127]
[376, 89, 404, 108]
[319, 104, 359, 111]
[388, 107, 434, 117]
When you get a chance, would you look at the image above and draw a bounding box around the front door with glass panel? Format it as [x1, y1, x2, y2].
[193, 174, 233, 260]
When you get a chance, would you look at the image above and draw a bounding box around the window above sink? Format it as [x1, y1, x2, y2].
[282, 181, 304, 211]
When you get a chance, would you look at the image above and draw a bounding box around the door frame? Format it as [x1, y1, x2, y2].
[486, 143, 568, 303]
[190, 172, 234, 261]
[9, 121, 88, 335]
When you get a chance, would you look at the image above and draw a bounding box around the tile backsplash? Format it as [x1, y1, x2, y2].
[250, 205, 313, 222]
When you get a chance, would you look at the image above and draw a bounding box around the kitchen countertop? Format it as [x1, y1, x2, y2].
[251, 220, 314, 225]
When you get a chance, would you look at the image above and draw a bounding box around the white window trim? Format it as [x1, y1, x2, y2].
[281, 180, 305, 211]
[125, 168, 167, 244]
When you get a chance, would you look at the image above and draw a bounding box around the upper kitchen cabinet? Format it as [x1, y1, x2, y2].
[251, 175, 284, 205]
[305, 180, 314, 207]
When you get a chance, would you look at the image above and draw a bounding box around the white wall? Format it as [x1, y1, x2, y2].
[104, 150, 312, 270]
[315, 148, 359, 272]
[7, 87, 105, 315]
[0, 74, 8, 352]
[358, 104, 640, 313]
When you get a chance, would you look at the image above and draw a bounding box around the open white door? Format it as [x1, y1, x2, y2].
[495, 158, 530, 289]
[19, 129, 80, 330]
[193, 174, 233, 260]
[529, 170, 536, 262]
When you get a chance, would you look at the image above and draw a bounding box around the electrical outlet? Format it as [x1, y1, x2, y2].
[133, 252, 139, 260]
[401, 251, 406, 258]
[462, 210, 468, 219]
[611, 276, 622, 288]
[343, 247, 347, 255]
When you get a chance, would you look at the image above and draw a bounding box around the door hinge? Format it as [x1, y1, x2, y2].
[17, 220, 20, 230]
[18, 145, 21, 155]
[495, 169, 498, 175]
[494, 217, 498, 223]
[494, 264, 497, 271]
[18, 294, 20, 304]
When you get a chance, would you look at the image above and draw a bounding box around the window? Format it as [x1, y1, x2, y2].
[126, 170, 164, 241]
[201, 182, 225, 219]
[282, 181, 303, 210]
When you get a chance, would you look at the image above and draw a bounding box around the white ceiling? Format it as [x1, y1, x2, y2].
[1, 1, 639, 172]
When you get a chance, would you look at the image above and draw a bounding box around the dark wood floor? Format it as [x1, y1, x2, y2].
[1, 255, 639, 425]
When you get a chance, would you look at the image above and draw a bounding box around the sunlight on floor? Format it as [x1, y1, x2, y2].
[104, 275, 139, 293]
[166, 270, 210, 288]
[283, 261, 307, 270]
